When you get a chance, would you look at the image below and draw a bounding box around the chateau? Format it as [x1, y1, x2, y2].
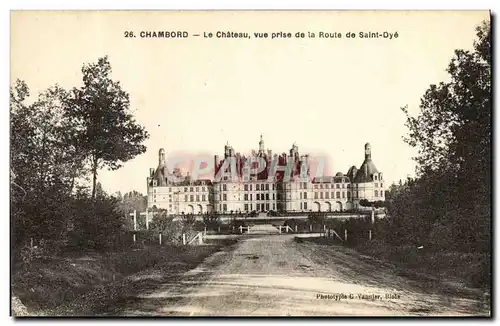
[146, 137, 385, 215]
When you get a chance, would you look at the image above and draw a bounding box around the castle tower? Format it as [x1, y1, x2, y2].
[158, 148, 166, 166]
[259, 134, 265, 154]
[365, 143, 371, 160]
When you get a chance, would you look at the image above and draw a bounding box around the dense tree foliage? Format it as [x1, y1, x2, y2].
[389, 22, 491, 253]
[10, 57, 149, 254]
[67, 56, 149, 199]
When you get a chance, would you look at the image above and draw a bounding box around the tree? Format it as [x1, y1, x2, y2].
[10, 81, 87, 246]
[402, 21, 490, 194]
[67, 56, 149, 199]
[398, 22, 491, 252]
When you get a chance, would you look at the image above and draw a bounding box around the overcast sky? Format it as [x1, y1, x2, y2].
[11, 10, 489, 194]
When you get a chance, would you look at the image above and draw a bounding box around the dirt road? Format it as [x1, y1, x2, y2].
[112, 232, 490, 316]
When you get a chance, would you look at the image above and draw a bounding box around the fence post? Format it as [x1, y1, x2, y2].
[309, 224, 312, 232]
[239, 225, 243, 234]
[133, 210, 137, 231]
[286, 225, 288, 233]
[295, 225, 298, 233]
[218, 226, 221, 233]
[344, 229, 348, 242]
[182, 233, 186, 245]
[159, 233, 162, 245]
[279, 225, 282, 234]
[133, 233, 136, 243]
[198, 232, 203, 245]
[369, 230, 372, 241]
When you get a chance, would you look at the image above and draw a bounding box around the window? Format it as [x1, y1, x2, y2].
[244, 184, 248, 191]
[265, 184, 269, 191]
[300, 192, 303, 199]
[184, 187, 187, 192]
[223, 204, 227, 211]
[273, 184, 276, 190]
[256, 184, 260, 191]
[374, 175, 378, 180]
[273, 193, 275, 200]
[314, 185, 318, 189]
[304, 192, 307, 199]
[266, 194, 269, 200]
[375, 183, 378, 187]
[314, 192, 318, 199]
[244, 194, 248, 201]
[250, 194, 253, 200]
[223, 194, 227, 201]
[381, 191, 384, 197]
[347, 191, 351, 199]
[250, 184, 253, 191]
[375, 190, 379, 197]
[250, 204, 253, 210]
[202, 195, 206, 201]
[320, 192, 324, 199]
[196, 187, 199, 192]
[347, 184, 351, 188]
[190, 187, 193, 192]
[273, 203, 276, 210]
[196, 195, 200, 201]
[320, 184, 323, 189]
[300, 202, 303, 210]
[256, 204, 260, 211]
[153, 189, 156, 193]
[223, 184, 227, 191]
[202, 187, 205, 192]
[244, 204, 248, 211]
[184, 195, 188, 201]
[304, 202, 307, 210]
[257, 194, 260, 200]
[303, 182, 307, 189]
[325, 192, 329, 199]
[336, 184, 340, 189]
[342, 191, 345, 198]
[266, 203, 270, 210]
[169, 187, 172, 192]
[336, 192, 340, 199]
[190, 195, 194, 202]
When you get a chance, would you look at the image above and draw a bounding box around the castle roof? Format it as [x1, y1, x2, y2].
[353, 158, 379, 183]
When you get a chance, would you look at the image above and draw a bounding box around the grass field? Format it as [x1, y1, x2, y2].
[11, 240, 236, 316]
[296, 237, 491, 291]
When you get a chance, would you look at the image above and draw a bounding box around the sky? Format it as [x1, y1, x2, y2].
[10, 10, 490, 195]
